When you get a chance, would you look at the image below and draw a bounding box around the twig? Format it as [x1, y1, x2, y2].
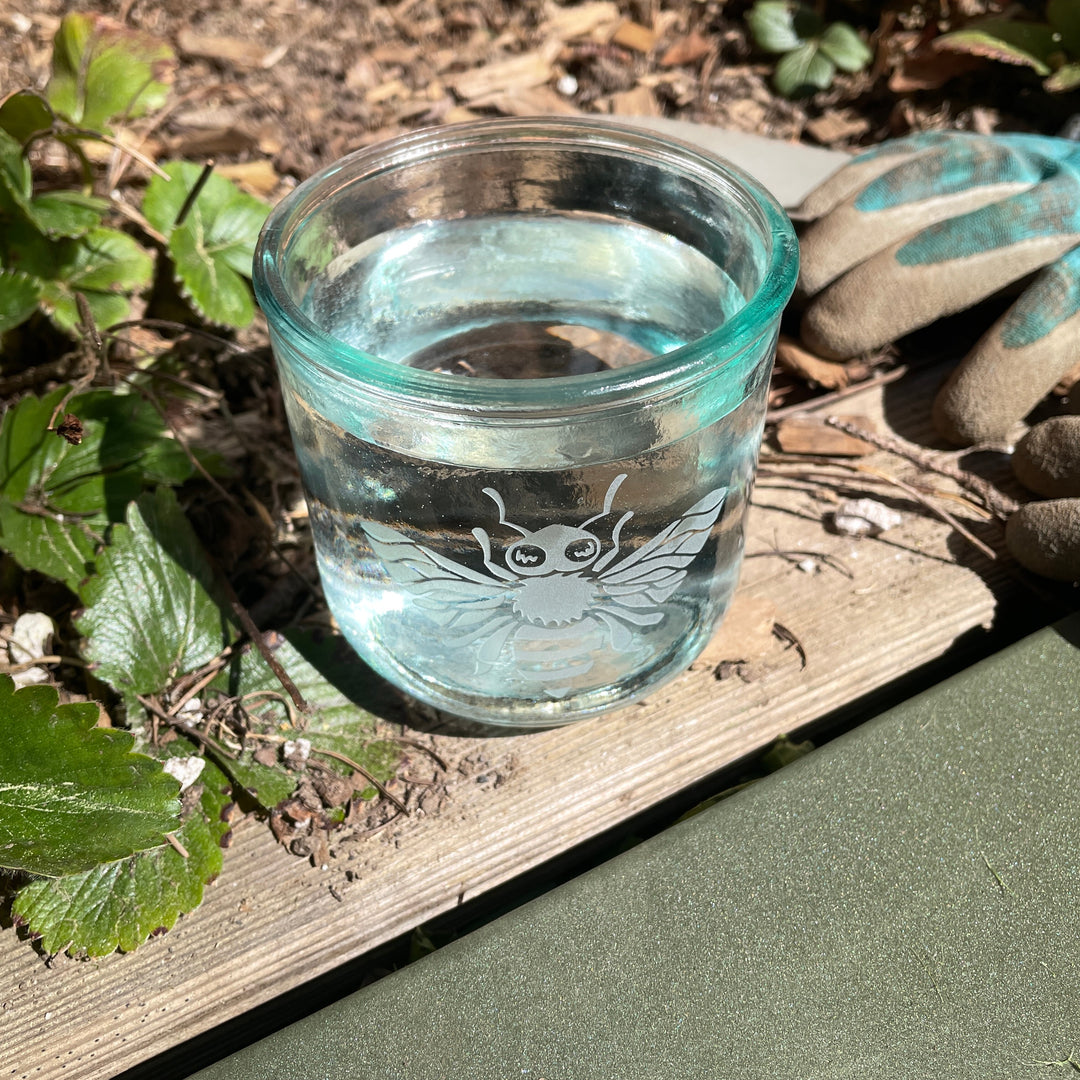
[164, 832, 190, 859]
[745, 547, 853, 579]
[136, 693, 239, 759]
[68, 128, 170, 178]
[240, 689, 300, 729]
[0, 655, 88, 675]
[767, 365, 908, 423]
[824, 416, 1019, 519]
[309, 746, 409, 814]
[175, 159, 216, 227]
[169, 653, 235, 716]
[854, 462, 998, 562]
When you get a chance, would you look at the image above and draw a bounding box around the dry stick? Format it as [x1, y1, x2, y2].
[164, 832, 190, 859]
[175, 160, 216, 227]
[824, 416, 1020, 520]
[759, 458, 998, 562]
[136, 693, 239, 759]
[309, 746, 409, 814]
[169, 654, 235, 717]
[766, 365, 908, 423]
[221, 580, 311, 720]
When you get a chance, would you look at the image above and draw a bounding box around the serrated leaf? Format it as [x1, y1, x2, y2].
[818, 22, 872, 73]
[1046, 61, 1080, 92]
[37, 226, 153, 332]
[0, 676, 180, 877]
[746, 1, 822, 53]
[0, 270, 42, 334]
[0, 387, 198, 591]
[46, 13, 175, 132]
[0, 90, 55, 145]
[935, 19, 1058, 75]
[75, 487, 231, 710]
[773, 40, 836, 96]
[29, 191, 108, 240]
[12, 754, 231, 957]
[143, 162, 269, 328]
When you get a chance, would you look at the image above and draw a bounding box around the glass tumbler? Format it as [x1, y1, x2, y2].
[253, 118, 798, 726]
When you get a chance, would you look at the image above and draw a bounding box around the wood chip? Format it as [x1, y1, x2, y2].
[366, 78, 410, 104]
[472, 85, 582, 116]
[448, 43, 560, 101]
[804, 110, 870, 145]
[540, 1, 620, 40]
[659, 30, 714, 68]
[176, 29, 280, 70]
[774, 415, 877, 457]
[215, 160, 280, 198]
[171, 126, 258, 157]
[609, 84, 660, 115]
[775, 337, 855, 390]
[612, 19, 657, 53]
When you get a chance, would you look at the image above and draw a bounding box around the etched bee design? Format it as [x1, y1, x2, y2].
[361, 474, 727, 697]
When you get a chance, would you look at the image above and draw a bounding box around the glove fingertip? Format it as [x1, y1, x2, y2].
[1005, 499, 1080, 582]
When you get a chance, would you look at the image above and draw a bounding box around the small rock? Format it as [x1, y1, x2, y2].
[163, 756, 205, 793]
[832, 498, 902, 538]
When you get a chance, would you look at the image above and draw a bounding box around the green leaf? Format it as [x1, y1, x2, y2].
[0, 676, 180, 877]
[0, 270, 42, 334]
[746, 1, 822, 53]
[818, 22, 873, 73]
[143, 162, 269, 328]
[935, 19, 1058, 76]
[1048, 0, 1080, 57]
[773, 40, 836, 96]
[29, 190, 108, 240]
[37, 226, 153, 332]
[0, 90, 55, 145]
[0, 388, 198, 591]
[46, 13, 175, 131]
[221, 631, 403, 805]
[75, 487, 231, 710]
[11, 754, 231, 957]
[1046, 60, 1080, 91]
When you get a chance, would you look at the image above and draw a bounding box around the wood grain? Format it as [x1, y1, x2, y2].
[0, 365, 1047, 1080]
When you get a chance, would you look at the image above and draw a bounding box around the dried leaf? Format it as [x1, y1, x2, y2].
[609, 84, 661, 115]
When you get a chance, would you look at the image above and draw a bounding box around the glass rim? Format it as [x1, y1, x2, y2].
[253, 116, 799, 411]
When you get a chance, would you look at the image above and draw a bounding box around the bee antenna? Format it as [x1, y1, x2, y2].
[482, 487, 529, 535]
[581, 473, 628, 528]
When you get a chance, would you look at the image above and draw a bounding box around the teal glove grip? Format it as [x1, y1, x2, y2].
[796, 132, 1080, 445]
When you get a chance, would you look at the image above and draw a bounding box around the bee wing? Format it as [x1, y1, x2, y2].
[597, 487, 727, 611]
[362, 521, 515, 629]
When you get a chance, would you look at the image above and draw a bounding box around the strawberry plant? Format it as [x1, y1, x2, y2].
[746, 1, 873, 98]
[0, 12, 268, 342]
[0, 15, 411, 960]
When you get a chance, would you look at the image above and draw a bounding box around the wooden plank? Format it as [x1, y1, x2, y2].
[0, 363, 1051, 1080]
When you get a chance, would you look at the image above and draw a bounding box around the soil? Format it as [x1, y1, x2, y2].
[2, 0, 1073, 196]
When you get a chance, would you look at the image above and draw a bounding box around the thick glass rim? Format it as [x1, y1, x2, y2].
[253, 116, 799, 411]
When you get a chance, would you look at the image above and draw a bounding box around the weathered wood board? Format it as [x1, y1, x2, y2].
[0, 362, 1054, 1080]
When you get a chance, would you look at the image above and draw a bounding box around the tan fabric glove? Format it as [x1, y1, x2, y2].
[795, 132, 1080, 446]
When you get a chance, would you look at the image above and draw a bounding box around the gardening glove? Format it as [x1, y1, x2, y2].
[1006, 415, 1080, 583]
[795, 131, 1080, 446]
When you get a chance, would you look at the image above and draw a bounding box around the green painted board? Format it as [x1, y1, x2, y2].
[194, 615, 1080, 1079]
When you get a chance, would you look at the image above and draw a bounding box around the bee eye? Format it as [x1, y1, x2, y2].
[510, 544, 545, 567]
[565, 538, 598, 562]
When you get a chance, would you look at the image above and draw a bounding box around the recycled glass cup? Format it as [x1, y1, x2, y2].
[253, 118, 798, 726]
